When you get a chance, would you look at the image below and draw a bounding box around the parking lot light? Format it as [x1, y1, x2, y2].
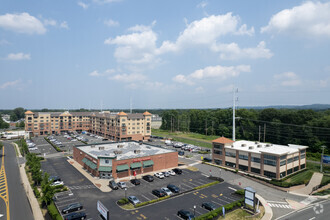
[194, 205, 196, 219]
[125, 188, 127, 199]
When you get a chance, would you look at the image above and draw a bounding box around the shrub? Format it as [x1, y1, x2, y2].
[235, 189, 244, 195]
[118, 198, 129, 205]
[47, 201, 62, 220]
[33, 186, 40, 198]
[135, 196, 170, 208]
[194, 181, 219, 190]
[44, 137, 62, 152]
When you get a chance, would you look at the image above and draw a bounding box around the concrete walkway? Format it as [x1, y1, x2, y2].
[291, 172, 323, 195]
[13, 143, 44, 220]
[257, 194, 273, 220]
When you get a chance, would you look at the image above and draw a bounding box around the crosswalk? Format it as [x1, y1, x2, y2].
[266, 201, 292, 209]
[68, 185, 96, 190]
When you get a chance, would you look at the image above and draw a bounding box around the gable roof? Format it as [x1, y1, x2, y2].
[212, 137, 234, 144]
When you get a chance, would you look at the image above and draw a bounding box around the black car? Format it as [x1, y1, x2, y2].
[203, 157, 212, 162]
[109, 180, 118, 190]
[167, 184, 180, 193]
[152, 189, 166, 197]
[177, 209, 194, 220]
[201, 202, 216, 211]
[142, 175, 154, 182]
[172, 168, 182, 174]
[62, 203, 83, 214]
[64, 212, 86, 220]
[131, 179, 141, 185]
[178, 151, 184, 156]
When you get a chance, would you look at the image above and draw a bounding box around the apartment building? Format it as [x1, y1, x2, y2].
[25, 110, 152, 141]
[212, 137, 308, 180]
[73, 141, 178, 179]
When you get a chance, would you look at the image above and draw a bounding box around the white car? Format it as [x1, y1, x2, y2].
[117, 182, 127, 189]
[154, 172, 165, 179]
[161, 187, 173, 196]
[169, 170, 176, 176]
[71, 139, 77, 142]
[51, 181, 64, 186]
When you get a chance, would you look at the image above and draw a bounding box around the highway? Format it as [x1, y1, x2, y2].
[1, 141, 33, 220]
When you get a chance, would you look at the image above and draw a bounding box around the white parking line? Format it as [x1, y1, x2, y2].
[266, 200, 289, 204]
[189, 208, 203, 215]
[223, 196, 236, 202]
[211, 200, 223, 206]
[180, 182, 193, 189]
[141, 194, 151, 201]
[228, 187, 237, 191]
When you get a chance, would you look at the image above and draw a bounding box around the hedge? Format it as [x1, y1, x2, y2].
[194, 181, 219, 190]
[47, 201, 63, 220]
[235, 189, 244, 196]
[135, 195, 170, 208]
[195, 198, 244, 220]
[118, 198, 129, 205]
[44, 137, 62, 152]
[33, 186, 40, 198]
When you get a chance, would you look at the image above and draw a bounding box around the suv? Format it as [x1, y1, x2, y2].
[152, 189, 166, 197]
[131, 179, 141, 185]
[64, 212, 86, 220]
[177, 210, 194, 220]
[167, 184, 180, 193]
[109, 180, 118, 190]
[142, 175, 154, 182]
[172, 168, 183, 174]
[154, 172, 165, 179]
[62, 203, 83, 214]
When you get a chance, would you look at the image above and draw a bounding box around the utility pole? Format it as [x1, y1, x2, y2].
[258, 125, 261, 142]
[263, 124, 266, 142]
[232, 88, 238, 141]
[320, 145, 326, 172]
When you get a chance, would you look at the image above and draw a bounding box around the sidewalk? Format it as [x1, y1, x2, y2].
[291, 172, 323, 195]
[256, 194, 272, 220]
[13, 143, 44, 220]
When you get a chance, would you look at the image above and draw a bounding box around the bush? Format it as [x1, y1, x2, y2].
[135, 196, 170, 208]
[44, 137, 62, 152]
[118, 198, 129, 205]
[33, 186, 40, 198]
[235, 189, 244, 195]
[47, 201, 62, 220]
[194, 181, 219, 190]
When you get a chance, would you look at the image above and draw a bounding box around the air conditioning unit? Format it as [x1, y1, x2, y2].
[241, 144, 246, 147]
[249, 146, 254, 149]
[99, 146, 105, 150]
[265, 144, 271, 147]
[117, 144, 124, 148]
[257, 144, 262, 148]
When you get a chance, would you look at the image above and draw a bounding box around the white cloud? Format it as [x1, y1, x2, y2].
[261, 1, 330, 37]
[60, 21, 69, 29]
[197, 1, 208, 9]
[173, 65, 251, 85]
[89, 69, 115, 77]
[211, 41, 273, 60]
[0, 79, 21, 89]
[235, 24, 254, 36]
[0, 12, 46, 34]
[274, 72, 302, 86]
[109, 73, 147, 83]
[43, 19, 57, 26]
[217, 84, 235, 93]
[6, 52, 31, 61]
[78, 2, 89, 9]
[104, 19, 119, 27]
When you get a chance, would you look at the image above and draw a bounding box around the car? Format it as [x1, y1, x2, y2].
[127, 196, 140, 205]
[201, 202, 216, 211]
[152, 189, 166, 197]
[51, 181, 64, 186]
[102, 138, 108, 141]
[178, 151, 185, 156]
[71, 139, 77, 142]
[49, 176, 61, 182]
[203, 157, 212, 162]
[142, 175, 154, 182]
[109, 180, 118, 190]
[168, 170, 176, 176]
[161, 187, 172, 196]
[167, 184, 180, 193]
[162, 171, 170, 177]
[117, 182, 127, 189]
[154, 172, 165, 179]
[130, 179, 141, 185]
[177, 209, 194, 220]
[172, 168, 183, 174]
[64, 212, 86, 220]
[62, 203, 83, 214]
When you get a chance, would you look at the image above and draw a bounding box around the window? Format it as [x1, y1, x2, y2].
[264, 159, 276, 166]
[214, 144, 223, 150]
[294, 156, 299, 161]
[251, 167, 260, 174]
[300, 154, 305, 159]
[225, 151, 236, 158]
[252, 157, 260, 163]
[301, 164, 305, 169]
[294, 166, 299, 172]
[280, 155, 287, 160]
[225, 161, 236, 168]
[214, 159, 222, 165]
[280, 160, 286, 166]
[239, 164, 248, 171]
[280, 171, 286, 178]
[239, 154, 248, 160]
[213, 149, 222, 155]
[105, 159, 109, 164]
[264, 154, 277, 160]
[264, 171, 276, 178]
[287, 158, 293, 163]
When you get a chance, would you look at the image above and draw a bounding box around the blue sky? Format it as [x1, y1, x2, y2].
[1, 0, 330, 110]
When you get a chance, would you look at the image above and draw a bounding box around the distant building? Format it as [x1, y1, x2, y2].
[25, 110, 152, 141]
[73, 141, 178, 179]
[151, 114, 162, 129]
[212, 137, 307, 180]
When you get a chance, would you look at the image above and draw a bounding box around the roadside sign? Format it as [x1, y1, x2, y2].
[97, 200, 109, 220]
[322, 155, 330, 164]
[222, 206, 225, 217]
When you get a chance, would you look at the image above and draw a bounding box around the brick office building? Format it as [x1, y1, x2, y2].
[212, 137, 308, 180]
[73, 142, 178, 179]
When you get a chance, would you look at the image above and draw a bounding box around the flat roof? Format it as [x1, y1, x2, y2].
[76, 142, 176, 160]
[226, 140, 308, 156]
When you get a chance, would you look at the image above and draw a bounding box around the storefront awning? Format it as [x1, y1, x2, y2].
[98, 166, 112, 172]
[143, 160, 154, 167]
[116, 164, 129, 172]
[130, 162, 142, 169]
[82, 157, 97, 170]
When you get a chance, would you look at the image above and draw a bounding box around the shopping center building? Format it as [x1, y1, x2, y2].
[73, 141, 178, 179]
[212, 137, 308, 180]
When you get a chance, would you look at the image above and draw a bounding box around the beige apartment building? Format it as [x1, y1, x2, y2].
[25, 110, 152, 141]
[212, 137, 308, 180]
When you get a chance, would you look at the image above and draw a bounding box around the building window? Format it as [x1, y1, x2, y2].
[213, 149, 222, 155]
[251, 157, 260, 163]
[301, 164, 305, 169]
[280, 160, 286, 166]
[105, 159, 109, 164]
[264, 159, 276, 166]
[251, 167, 260, 174]
[294, 156, 299, 161]
[214, 159, 222, 165]
[294, 166, 299, 172]
[239, 154, 248, 160]
[280, 155, 287, 160]
[225, 151, 236, 158]
[214, 144, 223, 150]
[264, 171, 276, 179]
[239, 164, 248, 171]
[225, 161, 236, 168]
[264, 154, 277, 160]
[287, 158, 293, 164]
[287, 168, 293, 175]
[280, 171, 286, 178]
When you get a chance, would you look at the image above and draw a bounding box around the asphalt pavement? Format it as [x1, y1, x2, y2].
[2, 141, 34, 220]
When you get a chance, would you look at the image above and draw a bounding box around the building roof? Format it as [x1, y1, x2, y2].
[226, 140, 308, 156]
[25, 111, 34, 115]
[143, 111, 152, 116]
[212, 137, 234, 144]
[76, 142, 175, 161]
[117, 111, 128, 116]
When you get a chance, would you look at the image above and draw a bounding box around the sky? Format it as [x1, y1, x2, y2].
[1, 0, 330, 110]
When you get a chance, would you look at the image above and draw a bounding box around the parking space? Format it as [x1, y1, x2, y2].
[31, 136, 58, 155]
[51, 135, 85, 153]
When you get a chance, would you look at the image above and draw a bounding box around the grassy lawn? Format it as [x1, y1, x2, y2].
[217, 207, 264, 220]
[121, 203, 135, 210]
[285, 170, 314, 185]
[313, 189, 330, 196]
[321, 175, 330, 187]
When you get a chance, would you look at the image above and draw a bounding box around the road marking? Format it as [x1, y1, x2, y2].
[189, 208, 203, 215]
[266, 200, 289, 204]
[211, 200, 223, 206]
[140, 214, 147, 219]
[309, 217, 315, 220]
[141, 194, 151, 201]
[201, 173, 208, 177]
[0, 147, 10, 220]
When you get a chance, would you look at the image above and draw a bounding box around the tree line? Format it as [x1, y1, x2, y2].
[159, 108, 330, 153]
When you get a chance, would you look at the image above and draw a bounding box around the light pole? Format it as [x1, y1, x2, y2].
[320, 146, 326, 173]
[125, 188, 127, 199]
[193, 205, 196, 219]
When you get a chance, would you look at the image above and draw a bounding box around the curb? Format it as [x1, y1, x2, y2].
[256, 194, 272, 220]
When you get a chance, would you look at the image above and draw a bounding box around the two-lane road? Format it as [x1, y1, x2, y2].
[1, 141, 33, 220]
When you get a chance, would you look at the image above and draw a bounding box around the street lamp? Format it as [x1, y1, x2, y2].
[125, 188, 127, 199]
[193, 205, 196, 218]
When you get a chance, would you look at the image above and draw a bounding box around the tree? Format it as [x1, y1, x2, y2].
[13, 107, 25, 119]
[19, 121, 25, 128]
[0, 115, 9, 129]
[10, 113, 18, 122]
[41, 172, 55, 206]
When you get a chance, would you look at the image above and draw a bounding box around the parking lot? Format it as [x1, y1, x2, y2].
[31, 136, 58, 155]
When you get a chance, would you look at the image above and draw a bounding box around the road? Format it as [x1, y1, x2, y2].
[277, 199, 330, 220]
[1, 141, 34, 220]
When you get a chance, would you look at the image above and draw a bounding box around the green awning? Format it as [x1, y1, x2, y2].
[130, 162, 142, 169]
[143, 160, 154, 167]
[89, 162, 97, 170]
[82, 158, 97, 170]
[99, 166, 112, 172]
[82, 158, 88, 163]
[116, 164, 129, 172]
